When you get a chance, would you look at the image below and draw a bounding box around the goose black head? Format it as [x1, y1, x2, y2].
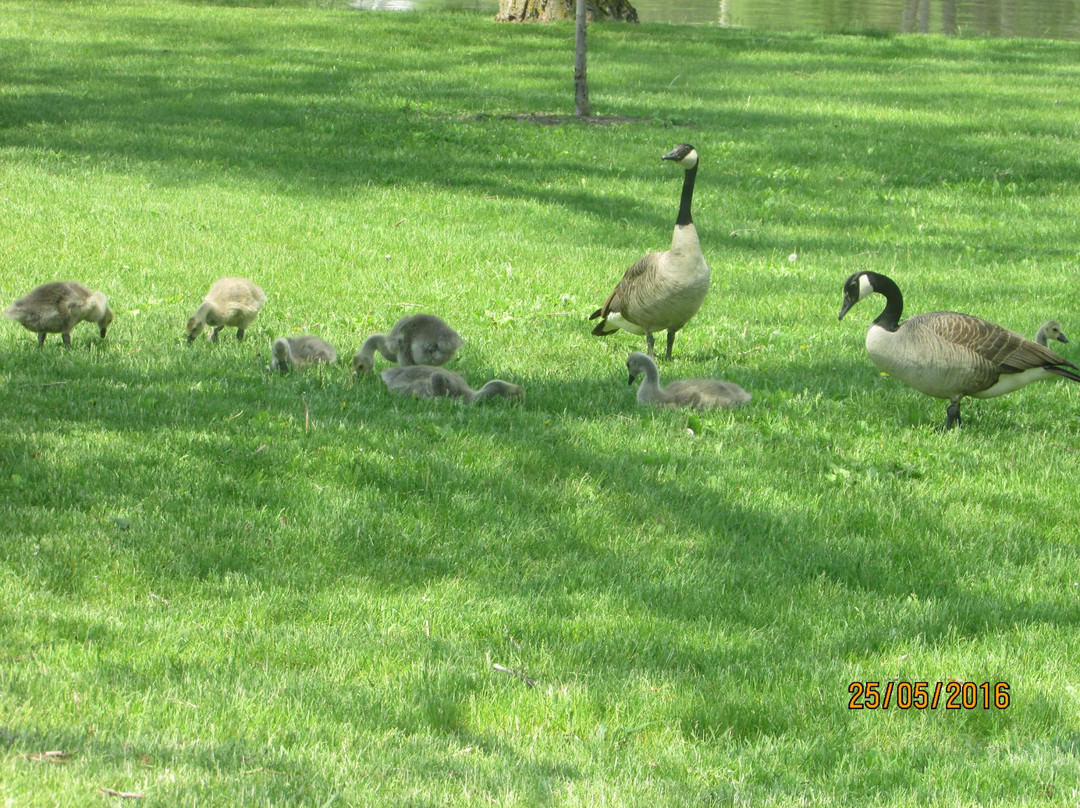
[838, 271, 877, 321]
[662, 144, 699, 169]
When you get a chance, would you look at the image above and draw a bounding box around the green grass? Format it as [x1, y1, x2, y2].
[3, 2, 1080, 805]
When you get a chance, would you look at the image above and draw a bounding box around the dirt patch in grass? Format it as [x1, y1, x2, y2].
[464, 112, 651, 125]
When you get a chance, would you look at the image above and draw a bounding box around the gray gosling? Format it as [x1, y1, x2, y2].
[381, 365, 524, 404]
[1036, 320, 1069, 348]
[590, 144, 711, 360]
[626, 351, 750, 410]
[352, 313, 463, 374]
[4, 281, 114, 348]
[839, 271, 1080, 430]
[271, 336, 338, 374]
[186, 277, 266, 344]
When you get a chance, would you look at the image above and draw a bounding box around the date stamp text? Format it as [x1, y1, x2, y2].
[848, 681, 1010, 710]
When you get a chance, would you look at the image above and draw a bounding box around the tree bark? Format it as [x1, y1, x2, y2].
[574, 0, 588, 116]
[497, 0, 638, 23]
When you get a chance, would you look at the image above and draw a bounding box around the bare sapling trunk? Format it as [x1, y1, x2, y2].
[574, 0, 588, 117]
[496, 0, 638, 24]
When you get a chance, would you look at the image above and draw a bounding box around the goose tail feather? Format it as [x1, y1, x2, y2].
[1047, 365, 1080, 384]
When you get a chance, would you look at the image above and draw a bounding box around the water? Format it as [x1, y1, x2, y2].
[350, 0, 1080, 40]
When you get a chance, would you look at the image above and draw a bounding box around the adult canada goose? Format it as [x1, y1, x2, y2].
[352, 314, 463, 374]
[1035, 320, 1069, 348]
[271, 336, 338, 374]
[381, 365, 524, 404]
[589, 143, 710, 360]
[838, 271, 1080, 429]
[4, 281, 114, 347]
[626, 351, 750, 410]
[186, 277, 266, 344]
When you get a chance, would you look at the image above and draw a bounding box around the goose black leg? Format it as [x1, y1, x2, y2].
[62, 332, 71, 349]
[945, 401, 962, 430]
[665, 328, 678, 360]
[646, 332, 656, 358]
[37, 332, 46, 348]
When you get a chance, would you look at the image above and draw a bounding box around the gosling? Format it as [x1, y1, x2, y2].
[1036, 320, 1069, 348]
[4, 281, 114, 348]
[626, 351, 751, 410]
[381, 365, 524, 404]
[353, 314, 463, 374]
[271, 336, 338, 374]
[186, 277, 266, 344]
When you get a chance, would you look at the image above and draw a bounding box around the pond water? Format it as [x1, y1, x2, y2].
[351, 0, 1080, 40]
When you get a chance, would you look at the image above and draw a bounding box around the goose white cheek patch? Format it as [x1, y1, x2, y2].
[859, 274, 875, 301]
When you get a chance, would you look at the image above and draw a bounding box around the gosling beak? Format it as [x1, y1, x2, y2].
[1058, 333, 1070, 344]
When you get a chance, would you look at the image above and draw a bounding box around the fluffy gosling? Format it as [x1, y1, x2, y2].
[626, 351, 751, 410]
[4, 281, 113, 348]
[271, 336, 338, 374]
[381, 365, 524, 404]
[1036, 320, 1069, 348]
[353, 314, 463, 374]
[186, 277, 266, 344]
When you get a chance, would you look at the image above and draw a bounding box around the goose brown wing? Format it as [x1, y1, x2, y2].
[913, 311, 1079, 373]
[590, 252, 661, 325]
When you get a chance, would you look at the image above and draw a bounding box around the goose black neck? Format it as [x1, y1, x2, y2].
[676, 164, 697, 227]
[871, 273, 904, 331]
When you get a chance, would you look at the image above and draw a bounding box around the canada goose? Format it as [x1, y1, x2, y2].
[186, 277, 266, 344]
[1036, 320, 1069, 348]
[381, 365, 524, 404]
[838, 271, 1080, 429]
[626, 351, 750, 410]
[589, 144, 710, 360]
[352, 314, 463, 374]
[4, 281, 114, 347]
[271, 336, 338, 374]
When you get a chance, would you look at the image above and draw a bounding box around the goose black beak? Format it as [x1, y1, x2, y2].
[838, 297, 857, 321]
[662, 144, 693, 162]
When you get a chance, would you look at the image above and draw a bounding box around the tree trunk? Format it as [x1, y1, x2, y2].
[574, 0, 588, 116]
[497, 0, 638, 23]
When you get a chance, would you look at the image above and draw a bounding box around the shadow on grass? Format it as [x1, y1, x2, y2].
[5, 8, 1080, 237]
[5, 10, 1080, 771]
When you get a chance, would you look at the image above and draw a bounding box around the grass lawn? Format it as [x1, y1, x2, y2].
[2, 1, 1080, 804]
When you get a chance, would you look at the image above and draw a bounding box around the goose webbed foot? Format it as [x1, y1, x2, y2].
[944, 401, 962, 430]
